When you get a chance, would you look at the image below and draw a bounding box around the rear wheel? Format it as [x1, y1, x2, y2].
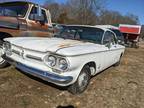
[0, 40, 9, 68]
[68, 65, 91, 94]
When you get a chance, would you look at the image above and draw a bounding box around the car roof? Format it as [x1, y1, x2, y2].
[108, 28, 120, 31]
[66, 25, 110, 31]
[95, 25, 119, 30]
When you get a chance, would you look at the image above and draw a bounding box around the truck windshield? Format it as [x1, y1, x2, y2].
[0, 2, 28, 17]
[55, 26, 104, 44]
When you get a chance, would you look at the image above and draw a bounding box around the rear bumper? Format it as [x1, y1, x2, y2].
[2, 55, 73, 86]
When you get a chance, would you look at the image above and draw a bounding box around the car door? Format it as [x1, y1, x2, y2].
[102, 30, 119, 68]
[26, 6, 50, 37]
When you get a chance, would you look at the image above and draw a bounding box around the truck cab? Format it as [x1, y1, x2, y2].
[0, 1, 53, 68]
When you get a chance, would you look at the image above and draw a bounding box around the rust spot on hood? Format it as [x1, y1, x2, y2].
[58, 40, 83, 48]
[58, 44, 71, 48]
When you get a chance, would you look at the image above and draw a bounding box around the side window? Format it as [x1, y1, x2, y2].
[103, 31, 116, 45]
[29, 6, 48, 23]
[29, 6, 37, 20]
[42, 9, 48, 23]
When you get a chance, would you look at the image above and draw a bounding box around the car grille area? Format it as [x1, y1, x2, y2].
[10, 45, 44, 63]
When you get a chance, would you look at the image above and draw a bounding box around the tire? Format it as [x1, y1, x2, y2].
[0, 40, 9, 68]
[68, 65, 91, 95]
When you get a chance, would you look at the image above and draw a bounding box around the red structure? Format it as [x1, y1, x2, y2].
[119, 24, 141, 48]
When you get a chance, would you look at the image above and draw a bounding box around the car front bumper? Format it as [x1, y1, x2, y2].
[3, 55, 73, 86]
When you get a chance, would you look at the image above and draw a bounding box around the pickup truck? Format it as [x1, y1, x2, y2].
[0, 1, 53, 68]
[2, 25, 125, 94]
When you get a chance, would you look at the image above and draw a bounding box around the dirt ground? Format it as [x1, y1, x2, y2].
[0, 42, 144, 108]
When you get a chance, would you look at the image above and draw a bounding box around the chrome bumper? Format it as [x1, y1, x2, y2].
[2, 55, 73, 86]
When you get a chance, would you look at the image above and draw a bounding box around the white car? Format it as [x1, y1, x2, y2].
[2, 25, 125, 94]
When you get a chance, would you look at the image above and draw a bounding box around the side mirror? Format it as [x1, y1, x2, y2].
[35, 14, 44, 22]
[36, 5, 45, 22]
[29, 14, 44, 21]
[105, 41, 112, 49]
[38, 5, 42, 16]
[29, 5, 44, 23]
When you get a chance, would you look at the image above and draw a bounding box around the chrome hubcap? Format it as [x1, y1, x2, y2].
[0, 47, 4, 64]
[78, 72, 88, 89]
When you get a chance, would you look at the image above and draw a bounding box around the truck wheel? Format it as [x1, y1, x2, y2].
[68, 65, 91, 94]
[0, 40, 9, 68]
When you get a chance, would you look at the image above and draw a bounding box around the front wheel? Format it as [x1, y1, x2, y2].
[0, 40, 9, 68]
[68, 65, 91, 94]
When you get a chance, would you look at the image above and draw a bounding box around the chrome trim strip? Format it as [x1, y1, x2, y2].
[16, 63, 73, 84]
[26, 54, 42, 61]
[56, 47, 125, 57]
[12, 49, 21, 55]
[2, 55, 73, 85]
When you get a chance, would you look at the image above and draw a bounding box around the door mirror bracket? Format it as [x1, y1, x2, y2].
[105, 41, 112, 49]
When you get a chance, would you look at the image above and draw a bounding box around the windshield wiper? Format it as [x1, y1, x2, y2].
[54, 34, 66, 39]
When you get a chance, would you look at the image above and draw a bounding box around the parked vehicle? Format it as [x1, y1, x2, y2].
[2, 25, 125, 94]
[0, 1, 53, 68]
[52, 23, 66, 34]
[95, 25, 124, 45]
[110, 29, 124, 45]
[119, 24, 141, 48]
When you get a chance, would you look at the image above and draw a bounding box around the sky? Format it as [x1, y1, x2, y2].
[3, 0, 143, 24]
[107, 0, 144, 25]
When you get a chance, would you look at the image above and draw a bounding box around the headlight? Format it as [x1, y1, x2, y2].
[58, 58, 68, 71]
[44, 55, 56, 67]
[44, 54, 69, 72]
[3, 42, 12, 56]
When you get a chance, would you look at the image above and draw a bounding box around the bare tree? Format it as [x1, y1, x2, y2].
[66, 0, 104, 25]
[44, 0, 61, 22]
[43, 0, 139, 25]
[99, 10, 139, 25]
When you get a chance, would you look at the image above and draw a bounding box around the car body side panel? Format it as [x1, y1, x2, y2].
[0, 16, 19, 29]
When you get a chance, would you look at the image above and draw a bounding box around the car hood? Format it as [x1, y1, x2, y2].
[5, 37, 104, 56]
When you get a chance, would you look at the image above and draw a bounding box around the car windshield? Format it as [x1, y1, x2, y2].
[0, 2, 28, 17]
[55, 26, 104, 44]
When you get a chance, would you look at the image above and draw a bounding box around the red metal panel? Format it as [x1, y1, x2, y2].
[119, 27, 140, 34]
